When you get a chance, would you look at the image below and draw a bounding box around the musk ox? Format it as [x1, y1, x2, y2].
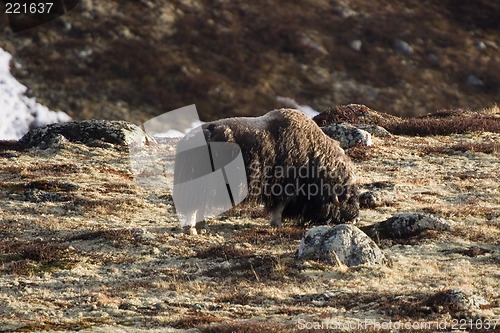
[173, 108, 359, 233]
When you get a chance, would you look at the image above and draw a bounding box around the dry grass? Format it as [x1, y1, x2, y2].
[423, 142, 500, 155]
[1, 117, 499, 330]
[386, 117, 500, 136]
[203, 253, 298, 282]
[314, 105, 500, 136]
[4, 0, 500, 125]
[198, 321, 294, 333]
[13, 319, 109, 332]
[66, 228, 144, 248]
[232, 226, 305, 245]
[347, 145, 375, 161]
[172, 312, 226, 329]
[0, 239, 75, 275]
[0, 140, 23, 151]
[196, 244, 254, 260]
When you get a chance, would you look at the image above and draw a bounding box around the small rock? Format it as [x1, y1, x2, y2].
[192, 302, 208, 311]
[394, 39, 413, 55]
[321, 123, 372, 149]
[364, 212, 451, 240]
[132, 227, 156, 242]
[426, 289, 489, 313]
[297, 224, 389, 267]
[476, 41, 487, 50]
[359, 191, 378, 208]
[426, 52, 439, 64]
[466, 75, 484, 87]
[350, 40, 362, 51]
[0, 151, 19, 158]
[118, 302, 137, 311]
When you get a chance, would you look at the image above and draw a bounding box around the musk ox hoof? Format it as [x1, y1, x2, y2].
[183, 226, 198, 235]
[183, 220, 209, 235]
[270, 219, 283, 228]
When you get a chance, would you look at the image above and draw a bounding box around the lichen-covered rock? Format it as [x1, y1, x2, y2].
[321, 123, 372, 149]
[297, 224, 389, 267]
[19, 120, 153, 149]
[426, 289, 489, 313]
[355, 124, 392, 137]
[364, 212, 451, 239]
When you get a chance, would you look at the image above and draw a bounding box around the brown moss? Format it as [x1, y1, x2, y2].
[424, 142, 500, 155]
[203, 253, 296, 282]
[314, 105, 500, 136]
[0, 239, 75, 275]
[66, 228, 143, 247]
[385, 117, 500, 136]
[0, 140, 23, 151]
[172, 312, 225, 329]
[346, 145, 374, 161]
[232, 226, 305, 245]
[196, 244, 254, 260]
[6, 0, 500, 124]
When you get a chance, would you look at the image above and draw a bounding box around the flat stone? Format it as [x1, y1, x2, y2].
[363, 212, 451, 240]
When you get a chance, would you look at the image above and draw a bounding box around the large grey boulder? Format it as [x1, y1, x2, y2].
[297, 224, 389, 267]
[321, 123, 372, 149]
[19, 120, 153, 149]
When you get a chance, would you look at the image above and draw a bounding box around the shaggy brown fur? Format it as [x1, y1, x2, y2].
[174, 109, 359, 230]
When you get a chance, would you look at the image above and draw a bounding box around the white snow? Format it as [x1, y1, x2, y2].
[0, 48, 71, 140]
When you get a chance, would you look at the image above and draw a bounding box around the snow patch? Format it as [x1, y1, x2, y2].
[0, 48, 71, 140]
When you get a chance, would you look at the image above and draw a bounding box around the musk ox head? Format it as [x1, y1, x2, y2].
[174, 108, 360, 232]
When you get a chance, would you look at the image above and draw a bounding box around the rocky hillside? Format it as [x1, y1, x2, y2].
[0, 0, 499, 124]
[0, 106, 498, 332]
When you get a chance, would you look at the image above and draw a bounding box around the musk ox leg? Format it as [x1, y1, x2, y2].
[182, 210, 209, 235]
[182, 211, 198, 234]
[269, 201, 287, 228]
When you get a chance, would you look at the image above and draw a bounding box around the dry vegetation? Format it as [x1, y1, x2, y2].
[0, 108, 499, 332]
[0, 0, 499, 123]
[314, 104, 500, 136]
